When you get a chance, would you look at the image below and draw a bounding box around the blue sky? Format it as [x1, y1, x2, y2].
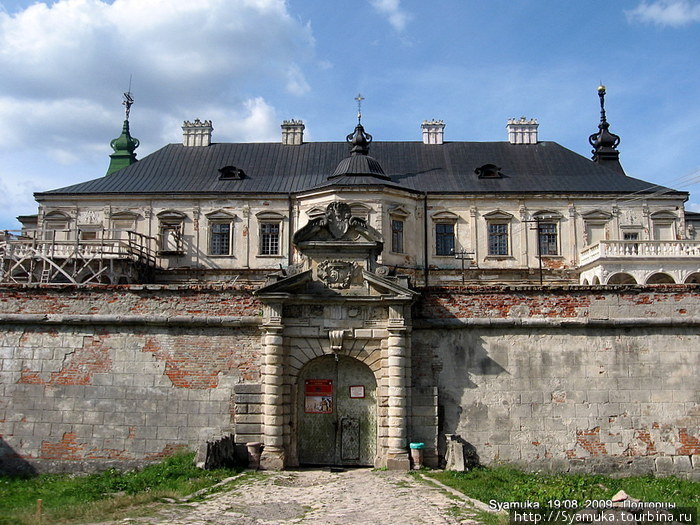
[0, 0, 699, 227]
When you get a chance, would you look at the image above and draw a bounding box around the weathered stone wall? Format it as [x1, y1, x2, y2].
[1, 284, 698, 476]
[414, 285, 700, 477]
[0, 285, 263, 473]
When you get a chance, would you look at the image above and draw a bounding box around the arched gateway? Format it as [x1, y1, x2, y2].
[297, 355, 377, 466]
[254, 200, 420, 470]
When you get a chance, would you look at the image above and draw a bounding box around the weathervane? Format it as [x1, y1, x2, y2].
[355, 93, 364, 123]
[122, 75, 134, 121]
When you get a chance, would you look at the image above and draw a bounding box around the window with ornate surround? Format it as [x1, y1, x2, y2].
[484, 210, 514, 257]
[157, 210, 186, 255]
[432, 211, 459, 256]
[388, 206, 409, 254]
[533, 210, 562, 256]
[256, 211, 286, 257]
[42, 210, 71, 241]
[650, 210, 678, 241]
[581, 209, 612, 246]
[206, 210, 237, 256]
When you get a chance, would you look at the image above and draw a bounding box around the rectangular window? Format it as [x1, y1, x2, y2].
[538, 223, 558, 255]
[488, 223, 508, 256]
[209, 222, 231, 255]
[435, 223, 455, 256]
[112, 219, 135, 231]
[260, 222, 280, 255]
[623, 232, 639, 241]
[159, 223, 183, 253]
[44, 221, 68, 241]
[80, 230, 98, 241]
[391, 219, 404, 253]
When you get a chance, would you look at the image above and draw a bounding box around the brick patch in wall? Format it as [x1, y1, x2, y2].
[40, 432, 130, 461]
[142, 333, 260, 389]
[678, 428, 700, 455]
[18, 335, 112, 386]
[144, 443, 188, 461]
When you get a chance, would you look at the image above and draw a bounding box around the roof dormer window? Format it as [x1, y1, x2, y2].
[218, 165, 245, 180]
[475, 164, 503, 179]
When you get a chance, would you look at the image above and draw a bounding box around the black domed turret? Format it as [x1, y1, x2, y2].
[329, 120, 390, 181]
[347, 122, 372, 156]
[589, 85, 624, 174]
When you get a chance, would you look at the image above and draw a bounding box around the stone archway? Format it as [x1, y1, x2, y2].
[646, 272, 675, 284]
[685, 272, 700, 284]
[296, 355, 377, 467]
[607, 272, 637, 285]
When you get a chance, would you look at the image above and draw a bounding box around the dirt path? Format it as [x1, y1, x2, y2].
[114, 468, 483, 525]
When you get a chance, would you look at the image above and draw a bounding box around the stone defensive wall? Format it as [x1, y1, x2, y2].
[0, 284, 698, 476]
[413, 285, 700, 478]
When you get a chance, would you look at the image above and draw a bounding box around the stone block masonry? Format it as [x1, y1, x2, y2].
[414, 285, 700, 478]
[0, 284, 263, 473]
[0, 283, 698, 475]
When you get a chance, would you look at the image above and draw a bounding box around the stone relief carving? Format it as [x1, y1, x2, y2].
[317, 260, 356, 289]
[309, 305, 324, 317]
[375, 265, 390, 277]
[327, 202, 352, 239]
[292, 202, 382, 245]
[623, 210, 638, 225]
[77, 210, 100, 225]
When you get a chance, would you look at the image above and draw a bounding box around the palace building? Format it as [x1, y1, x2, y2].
[3, 86, 699, 288]
[0, 89, 698, 475]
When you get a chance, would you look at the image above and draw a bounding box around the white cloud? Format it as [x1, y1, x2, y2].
[626, 0, 700, 26]
[161, 96, 279, 145]
[286, 64, 311, 96]
[0, 0, 316, 223]
[0, 0, 315, 160]
[687, 202, 700, 212]
[368, 0, 411, 32]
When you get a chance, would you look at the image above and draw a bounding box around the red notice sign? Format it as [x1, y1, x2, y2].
[305, 379, 333, 395]
[305, 379, 333, 414]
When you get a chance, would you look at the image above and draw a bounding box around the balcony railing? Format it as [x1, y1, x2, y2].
[2, 230, 157, 264]
[580, 240, 700, 266]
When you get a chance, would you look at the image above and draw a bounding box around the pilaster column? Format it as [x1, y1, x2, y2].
[259, 303, 286, 470]
[386, 325, 410, 470]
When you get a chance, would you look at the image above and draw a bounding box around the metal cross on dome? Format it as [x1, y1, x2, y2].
[355, 93, 364, 123]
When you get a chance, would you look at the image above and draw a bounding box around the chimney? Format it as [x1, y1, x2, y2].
[281, 119, 304, 145]
[507, 117, 538, 144]
[421, 120, 445, 145]
[182, 119, 213, 147]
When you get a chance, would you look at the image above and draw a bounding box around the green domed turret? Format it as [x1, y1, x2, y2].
[106, 119, 139, 176]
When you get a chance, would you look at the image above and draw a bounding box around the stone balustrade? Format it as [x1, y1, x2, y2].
[580, 240, 700, 266]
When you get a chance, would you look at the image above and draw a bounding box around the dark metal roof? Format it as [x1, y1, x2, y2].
[38, 141, 684, 197]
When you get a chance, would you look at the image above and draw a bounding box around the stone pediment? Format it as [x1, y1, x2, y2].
[255, 267, 416, 301]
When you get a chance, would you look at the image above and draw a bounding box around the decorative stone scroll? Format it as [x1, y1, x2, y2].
[317, 260, 356, 289]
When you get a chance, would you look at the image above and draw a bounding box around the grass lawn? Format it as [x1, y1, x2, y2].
[0, 452, 243, 525]
[426, 466, 699, 508]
